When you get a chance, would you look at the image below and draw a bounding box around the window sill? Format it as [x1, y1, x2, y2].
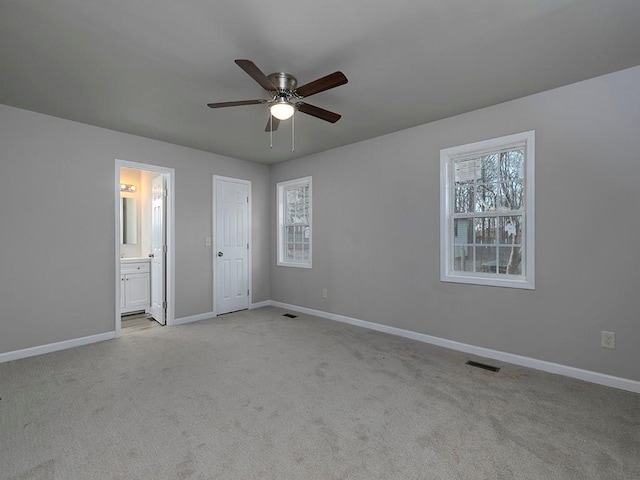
[277, 261, 312, 269]
[441, 272, 534, 290]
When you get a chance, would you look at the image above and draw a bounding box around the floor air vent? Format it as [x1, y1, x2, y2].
[282, 313, 298, 318]
[466, 360, 500, 372]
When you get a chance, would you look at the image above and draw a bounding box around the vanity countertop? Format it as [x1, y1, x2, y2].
[120, 257, 150, 264]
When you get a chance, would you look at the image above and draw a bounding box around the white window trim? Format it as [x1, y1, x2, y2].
[277, 176, 313, 268]
[440, 131, 535, 289]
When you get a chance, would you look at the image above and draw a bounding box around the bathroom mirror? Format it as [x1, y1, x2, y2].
[120, 197, 138, 244]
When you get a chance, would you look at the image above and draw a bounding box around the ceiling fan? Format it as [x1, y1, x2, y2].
[207, 59, 348, 132]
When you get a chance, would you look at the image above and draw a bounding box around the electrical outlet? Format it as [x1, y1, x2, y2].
[322, 288, 327, 298]
[601, 331, 615, 349]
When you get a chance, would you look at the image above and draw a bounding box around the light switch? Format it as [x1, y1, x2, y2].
[205, 236, 212, 246]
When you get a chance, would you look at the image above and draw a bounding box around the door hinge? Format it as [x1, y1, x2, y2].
[247, 289, 249, 296]
[164, 188, 168, 197]
[247, 243, 249, 250]
[162, 301, 167, 309]
[163, 245, 167, 253]
[246, 196, 249, 203]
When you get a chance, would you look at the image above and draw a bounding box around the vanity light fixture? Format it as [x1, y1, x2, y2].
[120, 184, 137, 193]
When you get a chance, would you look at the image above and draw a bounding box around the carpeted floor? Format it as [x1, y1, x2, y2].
[1, 307, 639, 479]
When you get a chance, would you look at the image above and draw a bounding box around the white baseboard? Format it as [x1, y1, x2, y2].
[268, 301, 640, 394]
[250, 300, 271, 309]
[173, 303, 271, 325]
[5, 302, 638, 394]
[172, 311, 216, 326]
[0, 331, 116, 363]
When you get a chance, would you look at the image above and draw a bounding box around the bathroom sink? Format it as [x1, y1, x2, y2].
[120, 257, 150, 263]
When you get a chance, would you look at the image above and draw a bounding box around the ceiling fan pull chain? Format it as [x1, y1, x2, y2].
[270, 115, 273, 149]
[291, 112, 295, 152]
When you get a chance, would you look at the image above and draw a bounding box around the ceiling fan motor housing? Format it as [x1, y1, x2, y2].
[268, 72, 297, 94]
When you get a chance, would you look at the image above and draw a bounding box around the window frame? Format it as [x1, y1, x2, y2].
[440, 131, 535, 289]
[277, 176, 313, 268]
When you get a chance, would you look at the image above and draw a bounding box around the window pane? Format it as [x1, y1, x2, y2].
[454, 218, 473, 244]
[294, 225, 306, 242]
[300, 243, 310, 262]
[498, 246, 522, 275]
[453, 246, 473, 272]
[475, 183, 498, 212]
[500, 149, 524, 180]
[474, 217, 496, 244]
[286, 226, 294, 243]
[285, 189, 297, 223]
[454, 185, 474, 213]
[284, 225, 310, 264]
[499, 180, 524, 210]
[476, 246, 497, 273]
[285, 185, 309, 224]
[499, 216, 523, 244]
[286, 204, 296, 223]
[480, 153, 499, 183]
[454, 158, 480, 184]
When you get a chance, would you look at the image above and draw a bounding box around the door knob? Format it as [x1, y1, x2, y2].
[217, 252, 224, 257]
[148, 253, 155, 258]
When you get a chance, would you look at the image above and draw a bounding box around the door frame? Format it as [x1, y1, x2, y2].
[212, 175, 252, 315]
[115, 159, 175, 336]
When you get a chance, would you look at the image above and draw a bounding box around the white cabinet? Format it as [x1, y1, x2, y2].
[121, 260, 150, 314]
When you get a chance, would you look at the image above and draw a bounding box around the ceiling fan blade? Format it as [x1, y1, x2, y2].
[207, 99, 266, 108]
[297, 102, 341, 123]
[235, 59, 277, 91]
[265, 116, 280, 132]
[295, 71, 348, 98]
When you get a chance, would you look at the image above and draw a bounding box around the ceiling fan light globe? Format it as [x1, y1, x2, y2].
[270, 102, 295, 120]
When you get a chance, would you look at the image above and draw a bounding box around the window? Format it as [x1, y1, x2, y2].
[440, 131, 535, 289]
[277, 176, 312, 268]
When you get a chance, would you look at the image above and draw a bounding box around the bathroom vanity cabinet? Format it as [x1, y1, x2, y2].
[120, 259, 150, 314]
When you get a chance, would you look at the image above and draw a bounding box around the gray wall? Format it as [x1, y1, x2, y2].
[270, 66, 640, 382]
[2, 66, 639, 383]
[0, 105, 270, 353]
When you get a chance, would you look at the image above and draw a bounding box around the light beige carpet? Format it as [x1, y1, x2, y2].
[1, 307, 639, 479]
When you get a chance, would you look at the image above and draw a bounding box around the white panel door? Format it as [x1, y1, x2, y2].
[215, 178, 249, 315]
[150, 174, 166, 325]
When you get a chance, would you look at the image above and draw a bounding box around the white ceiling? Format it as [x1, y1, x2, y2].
[2, 0, 640, 165]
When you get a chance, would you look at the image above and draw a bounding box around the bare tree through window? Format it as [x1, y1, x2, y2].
[277, 176, 312, 267]
[453, 148, 525, 276]
[441, 131, 534, 289]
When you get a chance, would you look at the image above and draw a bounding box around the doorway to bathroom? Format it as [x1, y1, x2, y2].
[115, 160, 175, 336]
